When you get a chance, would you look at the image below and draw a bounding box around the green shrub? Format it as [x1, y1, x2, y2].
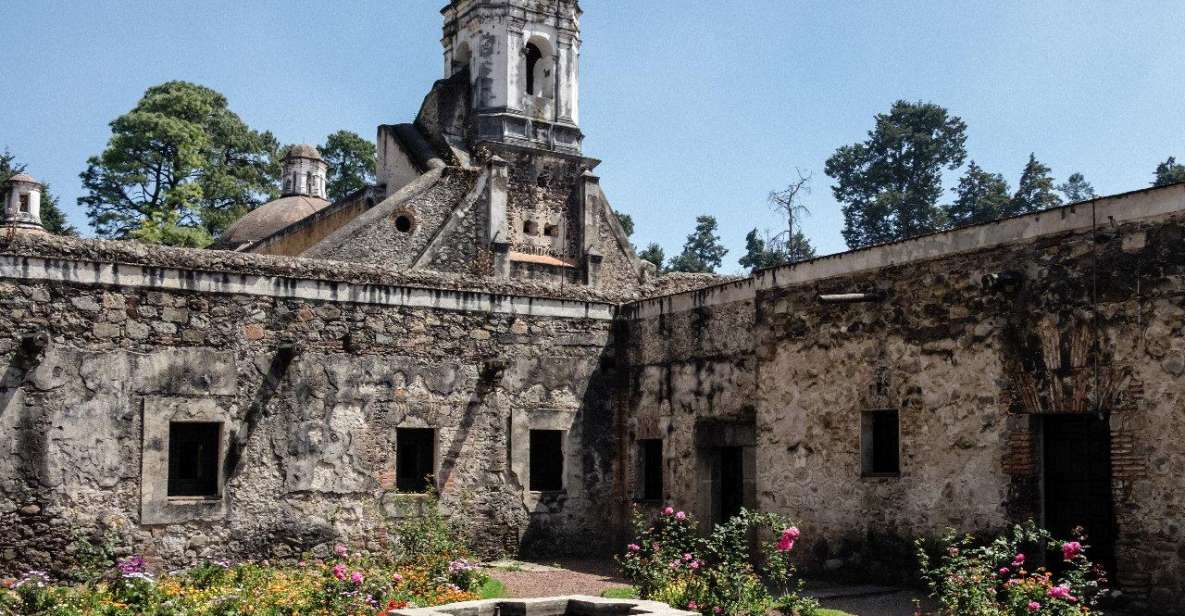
[617, 506, 819, 616]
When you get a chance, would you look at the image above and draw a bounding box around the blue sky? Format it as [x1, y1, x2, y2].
[2, 0, 1183, 273]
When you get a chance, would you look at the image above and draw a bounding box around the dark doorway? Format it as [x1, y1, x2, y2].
[529, 430, 564, 492]
[396, 428, 436, 493]
[1043, 414, 1115, 573]
[717, 446, 744, 524]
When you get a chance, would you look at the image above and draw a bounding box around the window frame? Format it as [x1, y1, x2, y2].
[166, 421, 224, 499]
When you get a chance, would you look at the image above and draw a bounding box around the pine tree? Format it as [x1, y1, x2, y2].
[1007, 153, 1062, 216]
[320, 130, 377, 202]
[637, 243, 665, 272]
[1057, 172, 1096, 203]
[945, 161, 1011, 227]
[1153, 157, 1185, 187]
[667, 216, 728, 273]
[825, 100, 967, 248]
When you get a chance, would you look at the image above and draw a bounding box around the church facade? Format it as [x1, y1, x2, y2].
[3, 1, 1185, 613]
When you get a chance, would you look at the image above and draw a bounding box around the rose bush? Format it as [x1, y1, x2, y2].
[617, 506, 819, 616]
[917, 522, 1109, 616]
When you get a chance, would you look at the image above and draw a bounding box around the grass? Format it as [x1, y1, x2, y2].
[477, 578, 507, 600]
[815, 610, 857, 616]
[600, 587, 640, 600]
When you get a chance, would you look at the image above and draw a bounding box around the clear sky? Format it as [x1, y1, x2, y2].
[2, 1, 1183, 273]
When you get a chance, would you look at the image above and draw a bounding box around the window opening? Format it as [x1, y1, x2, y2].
[862, 410, 900, 475]
[525, 43, 544, 96]
[396, 428, 436, 493]
[530, 429, 564, 491]
[168, 422, 221, 497]
[639, 439, 663, 501]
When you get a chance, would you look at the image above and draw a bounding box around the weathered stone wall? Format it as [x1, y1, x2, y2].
[0, 238, 620, 574]
[621, 187, 1185, 611]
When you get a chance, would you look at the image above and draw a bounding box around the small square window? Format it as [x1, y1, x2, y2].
[396, 428, 436, 493]
[862, 410, 900, 476]
[530, 430, 564, 492]
[168, 422, 221, 497]
[638, 439, 663, 501]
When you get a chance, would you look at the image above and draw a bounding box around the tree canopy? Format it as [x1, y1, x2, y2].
[637, 243, 665, 272]
[825, 100, 967, 249]
[667, 215, 728, 273]
[1006, 153, 1062, 216]
[1, 151, 76, 235]
[79, 81, 280, 246]
[1154, 157, 1185, 187]
[944, 161, 1011, 228]
[1057, 172, 1096, 203]
[616, 213, 635, 238]
[320, 130, 376, 202]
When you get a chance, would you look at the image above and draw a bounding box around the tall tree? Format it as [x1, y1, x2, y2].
[1153, 157, 1185, 187]
[825, 100, 967, 249]
[1057, 172, 1096, 203]
[738, 228, 816, 272]
[616, 213, 635, 237]
[1, 151, 76, 235]
[667, 215, 728, 273]
[320, 130, 376, 201]
[79, 81, 279, 246]
[944, 161, 1011, 227]
[767, 170, 812, 249]
[638, 243, 665, 272]
[1007, 153, 1062, 216]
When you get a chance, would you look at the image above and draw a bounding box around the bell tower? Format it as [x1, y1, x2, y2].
[441, 0, 583, 154]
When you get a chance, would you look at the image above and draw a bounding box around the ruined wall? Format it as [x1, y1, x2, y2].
[621, 188, 1185, 611]
[0, 238, 619, 574]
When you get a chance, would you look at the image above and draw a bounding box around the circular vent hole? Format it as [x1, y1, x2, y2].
[395, 215, 413, 233]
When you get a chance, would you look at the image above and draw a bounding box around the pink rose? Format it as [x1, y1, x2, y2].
[690, 560, 700, 570]
[687, 602, 698, 610]
[662, 507, 675, 516]
[627, 544, 641, 552]
[1027, 601, 1041, 612]
[334, 544, 349, 558]
[1013, 553, 1025, 565]
[351, 571, 364, 585]
[1048, 585, 1072, 600]
[1061, 541, 1082, 561]
[332, 563, 347, 580]
[392, 573, 404, 583]
[682, 553, 693, 562]
[777, 527, 801, 552]
[998, 567, 1009, 576]
[713, 608, 722, 614]
[675, 511, 686, 520]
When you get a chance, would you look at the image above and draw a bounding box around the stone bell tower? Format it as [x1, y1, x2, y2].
[2, 172, 46, 234]
[441, 0, 583, 155]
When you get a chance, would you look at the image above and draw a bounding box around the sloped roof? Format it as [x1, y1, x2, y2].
[222, 195, 331, 246]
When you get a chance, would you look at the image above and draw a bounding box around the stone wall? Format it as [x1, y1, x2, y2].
[620, 186, 1185, 611]
[0, 237, 620, 574]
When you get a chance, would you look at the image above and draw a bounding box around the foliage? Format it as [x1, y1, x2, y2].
[1153, 156, 1185, 187]
[667, 216, 728, 274]
[617, 506, 819, 616]
[825, 100, 967, 249]
[638, 243, 666, 272]
[0, 150, 77, 235]
[917, 522, 1109, 616]
[1057, 173, 1096, 203]
[616, 212, 635, 237]
[79, 81, 280, 245]
[739, 228, 815, 272]
[1, 499, 490, 615]
[944, 161, 1011, 228]
[321, 130, 377, 202]
[1007, 154, 1063, 216]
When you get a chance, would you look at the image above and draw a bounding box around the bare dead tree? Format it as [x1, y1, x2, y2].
[767, 168, 812, 248]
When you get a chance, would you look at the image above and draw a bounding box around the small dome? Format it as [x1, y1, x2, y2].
[221, 195, 331, 246]
[285, 144, 323, 161]
[7, 173, 39, 185]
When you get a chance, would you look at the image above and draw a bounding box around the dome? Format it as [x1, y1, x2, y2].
[7, 173, 39, 185]
[285, 144, 323, 161]
[221, 195, 331, 246]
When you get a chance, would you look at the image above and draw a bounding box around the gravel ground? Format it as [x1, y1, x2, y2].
[487, 559, 632, 598]
[818, 590, 927, 615]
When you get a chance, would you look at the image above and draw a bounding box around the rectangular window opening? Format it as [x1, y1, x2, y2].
[862, 410, 900, 476]
[396, 428, 436, 494]
[167, 422, 222, 497]
[18, 194, 29, 213]
[638, 439, 663, 501]
[530, 429, 564, 492]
